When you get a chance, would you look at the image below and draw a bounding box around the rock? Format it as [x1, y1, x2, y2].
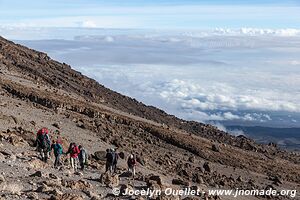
[36, 183, 51, 193]
[147, 175, 163, 185]
[212, 144, 220, 152]
[0, 152, 5, 161]
[172, 178, 190, 186]
[178, 169, 191, 179]
[26, 192, 39, 199]
[269, 176, 282, 186]
[136, 155, 146, 166]
[237, 176, 243, 182]
[50, 188, 63, 196]
[0, 175, 5, 184]
[77, 120, 85, 129]
[50, 193, 84, 200]
[30, 171, 43, 177]
[193, 173, 204, 184]
[27, 158, 48, 169]
[44, 179, 63, 189]
[82, 189, 100, 199]
[8, 154, 17, 162]
[67, 180, 92, 190]
[93, 151, 106, 161]
[52, 122, 60, 129]
[49, 173, 58, 179]
[0, 175, 6, 189]
[119, 171, 133, 178]
[99, 173, 119, 187]
[203, 162, 211, 173]
[119, 152, 125, 159]
[188, 156, 195, 163]
[90, 196, 101, 200]
[74, 171, 83, 176]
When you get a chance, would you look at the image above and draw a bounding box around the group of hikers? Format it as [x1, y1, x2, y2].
[35, 127, 137, 176]
[104, 148, 137, 176]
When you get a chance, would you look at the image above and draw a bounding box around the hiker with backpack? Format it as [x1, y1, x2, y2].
[66, 142, 80, 172]
[78, 145, 88, 171]
[112, 148, 119, 173]
[51, 139, 64, 168]
[127, 154, 137, 177]
[36, 128, 51, 163]
[105, 149, 114, 174]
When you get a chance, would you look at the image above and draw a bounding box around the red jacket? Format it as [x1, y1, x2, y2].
[69, 145, 80, 158]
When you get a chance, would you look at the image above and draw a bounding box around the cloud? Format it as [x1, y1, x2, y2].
[77, 20, 97, 28]
[211, 122, 245, 136]
[14, 29, 300, 127]
[213, 28, 300, 37]
[154, 79, 299, 113]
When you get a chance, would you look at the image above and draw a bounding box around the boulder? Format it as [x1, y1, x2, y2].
[212, 144, 220, 152]
[100, 173, 119, 187]
[26, 192, 39, 199]
[82, 189, 100, 199]
[93, 151, 106, 161]
[36, 184, 51, 193]
[203, 162, 211, 173]
[27, 158, 48, 169]
[188, 156, 195, 163]
[172, 178, 190, 186]
[30, 171, 44, 178]
[118, 152, 125, 159]
[147, 175, 163, 185]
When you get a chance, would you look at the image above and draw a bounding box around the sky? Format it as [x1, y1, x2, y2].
[0, 0, 300, 29]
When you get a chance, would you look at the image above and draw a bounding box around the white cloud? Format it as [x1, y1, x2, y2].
[212, 122, 245, 136]
[153, 79, 300, 113]
[14, 30, 300, 126]
[213, 28, 300, 37]
[78, 20, 97, 28]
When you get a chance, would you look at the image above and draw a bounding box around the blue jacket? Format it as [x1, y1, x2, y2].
[52, 143, 63, 156]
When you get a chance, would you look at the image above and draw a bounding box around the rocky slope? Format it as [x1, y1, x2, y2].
[0, 36, 299, 199]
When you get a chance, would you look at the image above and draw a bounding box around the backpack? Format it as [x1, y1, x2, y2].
[53, 144, 63, 156]
[79, 149, 88, 163]
[106, 152, 114, 163]
[38, 133, 50, 150]
[128, 158, 136, 166]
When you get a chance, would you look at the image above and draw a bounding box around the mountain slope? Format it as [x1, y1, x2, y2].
[0, 36, 299, 199]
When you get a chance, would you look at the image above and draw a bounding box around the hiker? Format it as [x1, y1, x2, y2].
[105, 149, 114, 174]
[66, 142, 80, 172]
[127, 154, 137, 177]
[78, 145, 88, 171]
[36, 128, 51, 163]
[112, 148, 119, 173]
[51, 139, 63, 168]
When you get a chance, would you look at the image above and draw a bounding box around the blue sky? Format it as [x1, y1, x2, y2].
[0, 0, 299, 29]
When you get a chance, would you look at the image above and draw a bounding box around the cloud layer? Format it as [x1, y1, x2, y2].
[14, 29, 300, 127]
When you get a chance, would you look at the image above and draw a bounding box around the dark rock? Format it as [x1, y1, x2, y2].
[30, 171, 43, 178]
[212, 144, 220, 152]
[172, 178, 190, 186]
[203, 162, 211, 173]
